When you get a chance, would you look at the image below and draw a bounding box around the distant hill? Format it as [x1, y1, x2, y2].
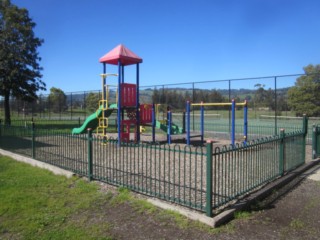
[38, 86, 291, 106]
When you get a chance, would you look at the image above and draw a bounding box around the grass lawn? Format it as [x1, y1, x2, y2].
[0, 155, 228, 240]
[0, 155, 114, 240]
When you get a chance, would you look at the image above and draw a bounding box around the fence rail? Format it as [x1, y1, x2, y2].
[209, 129, 305, 212]
[0, 118, 309, 217]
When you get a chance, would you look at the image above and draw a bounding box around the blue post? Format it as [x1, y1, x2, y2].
[200, 102, 204, 144]
[152, 103, 155, 143]
[244, 100, 248, 144]
[136, 63, 140, 142]
[186, 101, 191, 145]
[103, 63, 107, 137]
[121, 65, 125, 122]
[231, 99, 235, 146]
[117, 60, 121, 146]
[121, 65, 124, 83]
[167, 111, 172, 144]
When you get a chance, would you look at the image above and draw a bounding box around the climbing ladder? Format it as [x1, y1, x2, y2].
[96, 99, 109, 138]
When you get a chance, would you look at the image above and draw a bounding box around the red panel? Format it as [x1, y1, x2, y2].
[120, 120, 134, 143]
[121, 83, 136, 107]
[140, 104, 152, 124]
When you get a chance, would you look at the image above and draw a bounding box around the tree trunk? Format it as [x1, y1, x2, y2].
[4, 91, 11, 126]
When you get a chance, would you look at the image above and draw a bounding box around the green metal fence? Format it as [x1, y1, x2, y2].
[0, 118, 308, 217]
[207, 129, 306, 214]
[312, 125, 320, 159]
[91, 138, 207, 210]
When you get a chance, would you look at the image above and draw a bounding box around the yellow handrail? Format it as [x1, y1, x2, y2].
[191, 101, 247, 107]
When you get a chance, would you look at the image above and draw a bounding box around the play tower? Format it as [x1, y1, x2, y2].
[99, 44, 151, 145]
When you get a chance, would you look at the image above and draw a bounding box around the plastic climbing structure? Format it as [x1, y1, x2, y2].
[72, 44, 182, 145]
[96, 74, 118, 138]
[98, 44, 153, 145]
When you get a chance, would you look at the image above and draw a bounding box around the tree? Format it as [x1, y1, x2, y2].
[0, 0, 45, 124]
[85, 92, 100, 112]
[288, 64, 320, 117]
[253, 84, 274, 110]
[47, 87, 67, 113]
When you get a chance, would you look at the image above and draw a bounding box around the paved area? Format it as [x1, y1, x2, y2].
[307, 166, 320, 181]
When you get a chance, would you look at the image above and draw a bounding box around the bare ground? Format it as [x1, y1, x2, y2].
[78, 162, 320, 240]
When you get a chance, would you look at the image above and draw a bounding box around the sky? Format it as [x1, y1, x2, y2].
[11, 0, 320, 93]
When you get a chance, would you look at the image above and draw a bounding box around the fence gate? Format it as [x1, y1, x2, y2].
[312, 125, 320, 159]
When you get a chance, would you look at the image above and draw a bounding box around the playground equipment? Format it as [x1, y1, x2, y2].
[186, 99, 248, 146]
[99, 44, 145, 144]
[72, 42, 184, 145]
[96, 74, 118, 138]
[72, 44, 248, 146]
[71, 103, 117, 135]
[150, 104, 184, 144]
[72, 44, 156, 145]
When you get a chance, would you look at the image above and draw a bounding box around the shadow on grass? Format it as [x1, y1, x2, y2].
[0, 136, 54, 151]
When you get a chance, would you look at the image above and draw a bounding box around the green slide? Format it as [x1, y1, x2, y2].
[72, 104, 117, 134]
[155, 120, 184, 135]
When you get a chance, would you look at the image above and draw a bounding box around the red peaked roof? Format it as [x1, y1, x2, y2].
[99, 44, 143, 66]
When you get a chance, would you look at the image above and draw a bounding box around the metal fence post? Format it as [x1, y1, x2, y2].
[87, 128, 93, 181]
[302, 114, 308, 135]
[186, 101, 191, 145]
[167, 111, 171, 144]
[279, 129, 285, 176]
[312, 124, 318, 159]
[182, 111, 186, 134]
[206, 140, 213, 217]
[152, 103, 156, 143]
[231, 99, 235, 146]
[31, 121, 36, 159]
[302, 114, 308, 162]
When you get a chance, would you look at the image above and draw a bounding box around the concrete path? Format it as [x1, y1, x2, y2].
[307, 165, 320, 181]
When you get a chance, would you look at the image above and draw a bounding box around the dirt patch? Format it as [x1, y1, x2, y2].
[226, 177, 320, 240]
[67, 166, 320, 240]
[72, 183, 217, 240]
[70, 165, 320, 240]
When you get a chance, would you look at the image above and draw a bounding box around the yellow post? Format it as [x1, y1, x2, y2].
[155, 104, 161, 121]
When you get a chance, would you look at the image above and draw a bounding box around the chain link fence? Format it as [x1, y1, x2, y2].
[1, 74, 319, 142]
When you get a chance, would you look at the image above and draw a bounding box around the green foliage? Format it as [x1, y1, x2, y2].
[0, 0, 45, 124]
[288, 64, 320, 117]
[85, 92, 100, 112]
[254, 85, 272, 108]
[152, 88, 227, 110]
[289, 218, 305, 229]
[234, 211, 252, 219]
[47, 87, 67, 113]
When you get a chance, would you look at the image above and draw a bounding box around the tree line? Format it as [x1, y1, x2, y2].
[2, 69, 320, 118]
[1, 0, 320, 124]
